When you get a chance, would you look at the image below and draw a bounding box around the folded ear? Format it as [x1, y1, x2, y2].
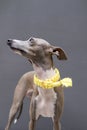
[50, 46, 67, 60]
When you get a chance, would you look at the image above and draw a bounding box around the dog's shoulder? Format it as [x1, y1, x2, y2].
[18, 71, 35, 84]
[22, 71, 35, 78]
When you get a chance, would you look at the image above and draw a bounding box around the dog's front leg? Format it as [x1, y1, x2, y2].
[52, 89, 64, 130]
[52, 102, 61, 130]
[5, 101, 23, 130]
[5, 76, 27, 130]
[52, 87, 64, 130]
[52, 118, 61, 130]
[29, 101, 36, 130]
[29, 89, 38, 130]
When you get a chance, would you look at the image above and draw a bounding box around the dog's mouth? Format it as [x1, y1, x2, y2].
[10, 46, 27, 55]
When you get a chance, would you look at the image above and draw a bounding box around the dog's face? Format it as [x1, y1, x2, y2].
[7, 37, 67, 63]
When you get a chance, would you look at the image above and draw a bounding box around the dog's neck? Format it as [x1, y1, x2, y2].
[33, 63, 56, 80]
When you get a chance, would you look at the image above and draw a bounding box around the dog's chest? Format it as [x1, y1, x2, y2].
[35, 88, 57, 119]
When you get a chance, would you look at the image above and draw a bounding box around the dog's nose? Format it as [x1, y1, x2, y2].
[7, 39, 13, 46]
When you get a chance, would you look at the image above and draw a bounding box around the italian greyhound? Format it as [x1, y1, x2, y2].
[5, 37, 67, 130]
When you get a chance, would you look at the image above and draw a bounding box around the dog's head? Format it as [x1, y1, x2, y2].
[7, 37, 67, 65]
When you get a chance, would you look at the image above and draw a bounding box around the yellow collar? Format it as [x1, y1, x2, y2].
[34, 68, 72, 89]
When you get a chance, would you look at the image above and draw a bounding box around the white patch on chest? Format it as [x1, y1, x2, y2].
[35, 88, 57, 119]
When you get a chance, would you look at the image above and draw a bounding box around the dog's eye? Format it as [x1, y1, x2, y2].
[29, 37, 34, 42]
[28, 37, 35, 46]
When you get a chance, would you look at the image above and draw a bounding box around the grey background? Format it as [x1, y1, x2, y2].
[0, 0, 87, 130]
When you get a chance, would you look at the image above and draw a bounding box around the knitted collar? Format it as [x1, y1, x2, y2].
[34, 68, 72, 89]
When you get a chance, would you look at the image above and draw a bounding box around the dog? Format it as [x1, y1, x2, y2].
[5, 37, 67, 130]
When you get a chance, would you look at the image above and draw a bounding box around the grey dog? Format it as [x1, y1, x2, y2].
[5, 37, 67, 130]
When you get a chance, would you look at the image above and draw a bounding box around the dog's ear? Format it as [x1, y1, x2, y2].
[49, 46, 67, 60]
